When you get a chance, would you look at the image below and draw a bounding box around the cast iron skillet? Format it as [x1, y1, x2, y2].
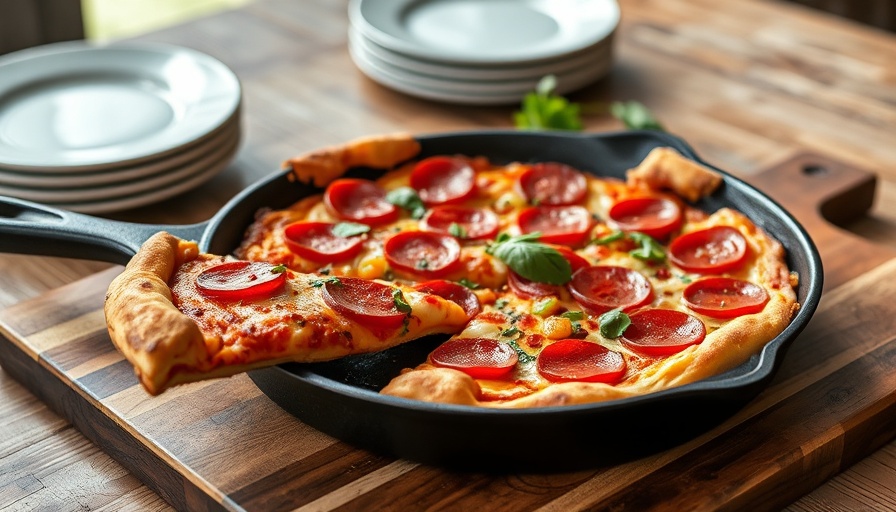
[0, 130, 822, 470]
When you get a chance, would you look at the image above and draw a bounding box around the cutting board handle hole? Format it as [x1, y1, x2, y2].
[802, 164, 829, 176]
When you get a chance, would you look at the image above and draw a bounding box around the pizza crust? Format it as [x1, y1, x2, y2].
[284, 133, 421, 187]
[104, 232, 205, 395]
[626, 147, 723, 202]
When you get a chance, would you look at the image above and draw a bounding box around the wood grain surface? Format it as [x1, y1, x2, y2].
[0, 158, 893, 511]
[2, 0, 896, 510]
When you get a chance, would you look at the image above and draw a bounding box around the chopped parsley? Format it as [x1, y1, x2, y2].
[457, 278, 479, 290]
[448, 222, 467, 238]
[310, 276, 342, 287]
[501, 326, 522, 338]
[270, 264, 287, 274]
[506, 339, 535, 364]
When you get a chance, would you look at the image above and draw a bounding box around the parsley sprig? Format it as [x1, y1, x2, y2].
[486, 232, 572, 285]
[513, 75, 583, 131]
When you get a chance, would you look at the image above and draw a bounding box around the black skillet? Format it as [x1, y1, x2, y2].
[0, 130, 822, 470]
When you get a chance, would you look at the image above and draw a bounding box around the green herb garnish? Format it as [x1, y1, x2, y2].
[457, 278, 479, 290]
[331, 222, 370, 238]
[501, 326, 522, 338]
[494, 298, 509, 310]
[386, 186, 426, 219]
[486, 232, 572, 285]
[417, 259, 429, 270]
[610, 101, 665, 131]
[448, 222, 467, 238]
[628, 232, 666, 262]
[532, 297, 558, 316]
[270, 264, 287, 274]
[591, 230, 625, 245]
[310, 276, 341, 287]
[392, 288, 412, 314]
[677, 273, 693, 284]
[506, 339, 535, 363]
[513, 75, 583, 131]
[560, 310, 585, 333]
[599, 309, 631, 338]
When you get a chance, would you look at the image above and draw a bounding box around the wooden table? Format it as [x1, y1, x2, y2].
[3, 0, 896, 509]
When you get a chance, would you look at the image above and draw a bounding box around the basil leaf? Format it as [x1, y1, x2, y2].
[392, 288, 412, 314]
[513, 75, 583, 131]
[488, 232, 572, 285]
[628, 232, 666, 262]
[599, 309, 631, 338]
[270, 264, 287, 274]
[560, 311, 585, 321]
[610, 101, 665, 131]
[448, 222, 467, 238]
[386, 187, 426, 219]
[331, 222, 370, 238]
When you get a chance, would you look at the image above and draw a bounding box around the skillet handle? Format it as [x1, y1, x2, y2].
[0, 196, 207, 266]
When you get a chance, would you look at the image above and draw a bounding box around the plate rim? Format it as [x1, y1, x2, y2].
[0, 40, 241, 171]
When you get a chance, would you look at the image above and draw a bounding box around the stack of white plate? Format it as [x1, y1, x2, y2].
[348, 0, 620, 105]
[0, 41, 241, 214]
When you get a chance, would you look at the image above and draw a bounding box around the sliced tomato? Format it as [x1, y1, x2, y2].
[430, 338, 518, 379]
[196, 261, 286, 301]
[669, 226, 748, 274]
[384, 231, 462, 278]
[536, 339, 626, 383]
[324, 178, 399, 226]
[518, 162, 587, 206]
[420, 206, 499, 240]
[283, 221, 365, 263]
[320, 277, 407, 329]
[682, 277, 770, 319]
[414, 280, 481, 319]
[621, 308, 706, 356]
[410, 156, 476, 205]
[517, 205, 592, 246]
[568, 266, 653, 315]
[507, 246, 590, 299]
[608, 197, 682, 240]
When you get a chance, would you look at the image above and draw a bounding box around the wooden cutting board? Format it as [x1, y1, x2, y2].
[2, 153, 895, 511]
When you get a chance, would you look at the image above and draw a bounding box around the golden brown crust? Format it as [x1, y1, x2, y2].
[626, 147, 723, 202]
[104, 232, 205, 395]
[284, 133, 422, 187]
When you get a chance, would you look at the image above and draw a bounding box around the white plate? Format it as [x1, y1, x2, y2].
[349, 28, 613, 81]
[0, 117, 240, 188]
[0, 41, 241, 171]
[350, 0, 619, 65]
[0, 127, 239, 203]
[350, 40, 612, 104]
[45, 143, 238, 214]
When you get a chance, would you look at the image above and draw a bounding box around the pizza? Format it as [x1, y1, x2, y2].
[105, 134, 800, 405]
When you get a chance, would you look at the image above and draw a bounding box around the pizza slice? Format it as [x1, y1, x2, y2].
[104, 232, 471, 395]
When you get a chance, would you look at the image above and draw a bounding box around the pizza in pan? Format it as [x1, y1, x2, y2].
[105, 134, 799, 405]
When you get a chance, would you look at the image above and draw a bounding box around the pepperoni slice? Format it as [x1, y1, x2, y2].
[420, 206, 499, 240]
[621, 308, 706, 356]
[669, 226, 748, 274]
[410, 156, 476, 205]
[283, 221, 365, 263]
[568, 266, 653, 315]
[518, 162, 587, 206]
[196, 261, 286, 301]
[536, 339, 626, 383]
[324, 179, 399, 226]
[608, 197, 682, 239]
[517, 205, 592, 246]
[384, 231, 462, 278]
[430, 338, 518, 379]
[414, 280, 481, 319]
[320, 277, 407, 329]
[507, 246, 590, 299]
[682, 277, 770, 319]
